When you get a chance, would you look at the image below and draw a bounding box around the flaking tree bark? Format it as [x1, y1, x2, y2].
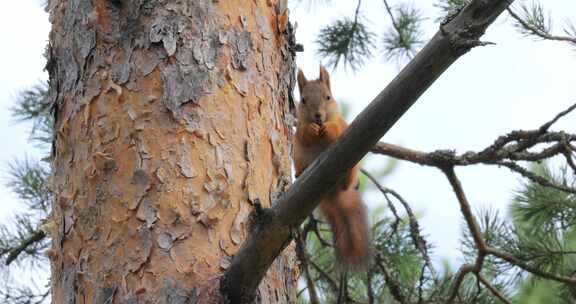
[46, 0, 298, 302]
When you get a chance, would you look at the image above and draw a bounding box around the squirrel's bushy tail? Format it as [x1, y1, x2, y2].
[320, 189, 371, 268]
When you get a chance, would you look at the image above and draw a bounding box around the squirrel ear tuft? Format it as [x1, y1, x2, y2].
[297, 69, 307, 94]
[319, 65, 331, 90]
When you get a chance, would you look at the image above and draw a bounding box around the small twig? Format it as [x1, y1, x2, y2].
[560, 140, 576, 174]
[309, 260, 362, 304]
[443, 167, 486, 252]
[349, 0, 363, 36]
[375, 253, 407, 304]
[443, 167, 490, 303]
[295, 232, 320, 304]
[448, 264, 476, 303]
[383, 0, 401, 36]
[303, 215, 332, 248]
[486, 247, 576, 285]
[360, 168, 401, 230]
[353, 0, 363, 24]
[309, 259, 339, 292]
[494, 161, 576, 194]
[366, 269, 375, 304]
[477, 274, 512, 304]
[337, 271, 348, 304]
[539, 103, 576, 132]
[361, 169, 438, 284]
[507, 8, 576, 45]
[4, 230, 46, 265]
[417, 263, 427, 303]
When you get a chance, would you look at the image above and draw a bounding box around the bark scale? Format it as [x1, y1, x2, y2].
[46, 0, 297, 302]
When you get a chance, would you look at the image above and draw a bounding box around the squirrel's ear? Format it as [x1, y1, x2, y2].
[319, 65, 331, 90]
[297, 69, 307, 93]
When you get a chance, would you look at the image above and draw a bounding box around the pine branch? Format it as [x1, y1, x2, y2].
[6, 158, 52, 213]
[3, 230, 46, 266]
[507, 3, 576, 46]
[441, 163, 576, 301]
[10, 81, 53, 147]
[381, 1, 424, 61]
[316, 0, 375, 70]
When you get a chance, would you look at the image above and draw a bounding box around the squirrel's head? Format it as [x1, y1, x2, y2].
[297, 65, 340, 125]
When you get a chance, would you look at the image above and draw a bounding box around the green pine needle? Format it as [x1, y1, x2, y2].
[382, 3, 424, 62]
[316, 17, 375, 70]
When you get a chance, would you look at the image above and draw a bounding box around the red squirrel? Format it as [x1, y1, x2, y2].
[293, 65, 371, 268]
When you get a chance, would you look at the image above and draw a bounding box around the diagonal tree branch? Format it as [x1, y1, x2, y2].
[220, 1, 514, 302]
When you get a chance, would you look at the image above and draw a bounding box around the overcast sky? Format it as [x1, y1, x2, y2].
[0, 0, 575, 280]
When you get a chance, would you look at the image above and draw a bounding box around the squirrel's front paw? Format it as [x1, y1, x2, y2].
[318, 124, 326, 137]
[308, 123, 324, 137]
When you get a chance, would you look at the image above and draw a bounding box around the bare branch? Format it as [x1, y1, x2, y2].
[539, 102, 576, 132]
[383, 0, 401, 35]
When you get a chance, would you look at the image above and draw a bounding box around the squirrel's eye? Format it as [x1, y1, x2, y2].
[326, 95, 331, 100]
[301, 98, 306, 105]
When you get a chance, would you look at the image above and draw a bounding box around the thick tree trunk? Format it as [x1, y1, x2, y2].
[46, 0, 297, 302]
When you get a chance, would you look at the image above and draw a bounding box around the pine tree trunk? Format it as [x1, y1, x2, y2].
[46, 0, 297, 302]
